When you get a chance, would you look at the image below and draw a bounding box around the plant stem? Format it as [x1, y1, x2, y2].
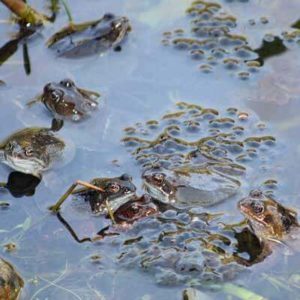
[0, 0, 47, 25]
[60, 0, 73, 23]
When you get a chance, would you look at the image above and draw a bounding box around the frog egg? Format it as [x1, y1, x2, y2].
[175, 253, 204, 273]
[162, 31, 172, 38]
[177, 213, 191, 224]
[162, 210, 178, 219]
[256, 122, 266, 130]
[190, 220, 207, 230]
[199, 64, 213, 73]
[237, 71, 250, 80]
[172, 39, 191, 50]
[234, 45, 256, 59]
[226, 107, 238, 115]
[223, 58, 240, 70]
[155, 270, 185, 286]
[263, 179, 278, 189]
[232, 126, 244, 135]
[211, 47, 227, 59]
[207, 56, 218, 66]
[246, 61, 261, 72]
[247, 148, 258, 158]
[190, 49, 205, 60]
[202, 39, 219, 50]
[174, 28, 185, 36]
[238, 112, 249, 121]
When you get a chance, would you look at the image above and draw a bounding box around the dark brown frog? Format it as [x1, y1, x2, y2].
[49, 174, 137, 214]
[28, 79, 100, 122]
[113, 194, 159, 225]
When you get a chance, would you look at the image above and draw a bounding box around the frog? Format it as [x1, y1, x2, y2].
[47, 13, 131, 58]
[113, 194, 159, 225]
[0, 127, 65, 177]
[0, 258, 24, 300]
[27, 79, 100, 122]
[49, 173, 137, 215]
[143, 166, 240, 208]
[227, 190, 299, 267]
[238, 190, 299, 241]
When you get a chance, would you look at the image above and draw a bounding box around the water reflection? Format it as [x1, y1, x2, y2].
[6, 171, 41, 197]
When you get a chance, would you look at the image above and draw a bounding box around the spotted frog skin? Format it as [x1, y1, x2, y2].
[0, 127, 65, 177]
[36, 79, 99, 121]
[48, 13, 131, 58]
[0, 258, 23, 300]
[238, 190, 299, 240]
[113, 194, 159, 224]
[143, 168, 240, 208]
[72, 174, 137, 214]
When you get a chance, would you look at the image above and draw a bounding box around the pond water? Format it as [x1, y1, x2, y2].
[0, 0, 300, 299]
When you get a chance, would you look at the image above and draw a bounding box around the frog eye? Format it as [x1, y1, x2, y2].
[250, 201, 264, 214]
[120, 173, 132, 181]
[60, 79, 74, 88]
[123, 187, 131, 194]
[103, 13, 115, 20]
[51, 91, 61, 102]
[108, 182, 120, 193]
[249, 190, 263, 198]
[153, 173, 165, 182]
[25, 147, 34, 157]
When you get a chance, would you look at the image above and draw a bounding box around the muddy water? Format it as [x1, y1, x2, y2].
[0, 0, 300, 299]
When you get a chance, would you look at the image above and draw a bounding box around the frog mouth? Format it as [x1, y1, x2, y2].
[3, 155, 46, 176]
[92, 191, 136, 215]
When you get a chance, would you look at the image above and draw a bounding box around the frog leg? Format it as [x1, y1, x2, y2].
[26, 94, 43, 107]
[77, 87, 100, 102]
[219, 219, 248, 231]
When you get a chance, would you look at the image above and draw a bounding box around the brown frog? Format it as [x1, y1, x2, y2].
[232, 190, 300, 266]
[28, 79, 100, 122]
[113, 194, 159, 225]
[0, 258, 23, 300]
[238, 190, 299, 241]
[49, 174, 137, 215]
[0, 127, 65, 177]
